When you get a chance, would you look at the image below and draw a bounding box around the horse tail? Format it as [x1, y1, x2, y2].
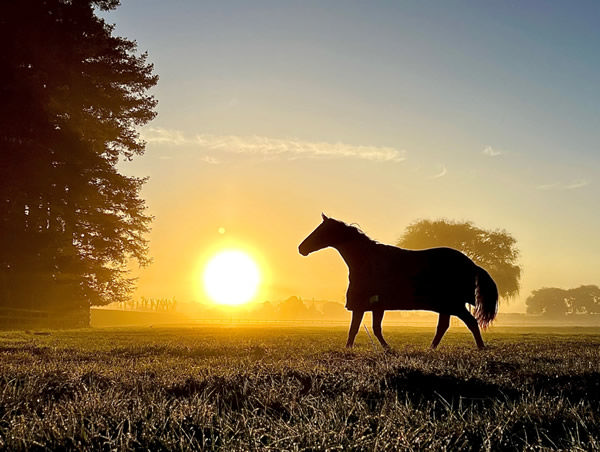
[474, 266, 498, 329]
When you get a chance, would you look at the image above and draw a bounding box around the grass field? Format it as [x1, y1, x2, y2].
[1, 325, 599, 450]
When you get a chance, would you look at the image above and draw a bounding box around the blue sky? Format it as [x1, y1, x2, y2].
[105, 1, 600, 310]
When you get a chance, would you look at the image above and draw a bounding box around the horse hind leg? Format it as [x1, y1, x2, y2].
[430, 313, 450, 349]
[372, 309, 390, 350]
[457, 308, 485, 349]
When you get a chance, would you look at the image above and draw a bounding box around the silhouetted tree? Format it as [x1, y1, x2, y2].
[0, 0, 157, 325]
[526, 288, 570, 317]
[397, 219, 521, 299]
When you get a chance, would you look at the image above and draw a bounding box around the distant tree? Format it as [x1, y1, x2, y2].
[568, 285, 600, 314]
[0, 0, 157, 325]
[526, 288, 570, 317]
[279, 296, 310, 319]
[397, 219, 521, 299]
[304, 301, 320, 319]
[526, 285, 600, 317]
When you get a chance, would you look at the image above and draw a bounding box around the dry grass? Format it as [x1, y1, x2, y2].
[0, 325, 599, 450]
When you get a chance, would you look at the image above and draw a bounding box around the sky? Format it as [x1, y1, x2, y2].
[104, 1, 600, 312]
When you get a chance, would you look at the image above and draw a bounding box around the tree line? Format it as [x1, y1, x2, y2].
[111, 297, 178, 313]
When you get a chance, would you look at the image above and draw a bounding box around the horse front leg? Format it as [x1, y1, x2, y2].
[430, 313, 450, 349]
[372, 309, 390, 350]
[346, 310, 364, 348]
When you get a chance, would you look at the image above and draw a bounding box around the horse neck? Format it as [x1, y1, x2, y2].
[333, 237, 372, 269]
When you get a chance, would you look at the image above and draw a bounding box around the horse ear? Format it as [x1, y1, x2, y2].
[321, 213, 329, 221]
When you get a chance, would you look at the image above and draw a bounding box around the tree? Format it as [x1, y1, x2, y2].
[0, 0, 157, 326]
[569, 285, 600, 314]
[397, 219, 521, 299]
[526, 288, 569, 317]
[526, 285, 600, 316]
[279, 296, 311, 320]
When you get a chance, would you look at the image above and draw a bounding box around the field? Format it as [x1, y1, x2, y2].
[1, 325, 599, 451]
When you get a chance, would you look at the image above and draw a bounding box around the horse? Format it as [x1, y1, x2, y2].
[298, 214, 498, 350]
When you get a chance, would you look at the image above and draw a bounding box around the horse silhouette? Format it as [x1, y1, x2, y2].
[298, 214, 498, 349]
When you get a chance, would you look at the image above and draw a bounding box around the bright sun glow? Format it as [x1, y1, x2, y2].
[203, 250, 261, 306]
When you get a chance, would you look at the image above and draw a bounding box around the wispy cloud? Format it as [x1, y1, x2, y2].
[536, 179, 590, 191]
[565, 179, 590, 190]
[142, 127, 406, 163]
[536, 183, 557, 191]
[482, 145, 503, 157]
[143, 128, 188, 146]
[430, 165, 447, 179]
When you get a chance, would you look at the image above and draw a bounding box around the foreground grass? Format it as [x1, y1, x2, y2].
[0, 326, 599, 451]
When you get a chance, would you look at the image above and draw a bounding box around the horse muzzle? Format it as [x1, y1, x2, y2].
[298, 244, 311, 256]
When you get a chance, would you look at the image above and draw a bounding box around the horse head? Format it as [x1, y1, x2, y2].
[298, 213, 342, 256]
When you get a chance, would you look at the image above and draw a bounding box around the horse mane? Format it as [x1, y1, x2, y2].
[329, 218, 378, 245]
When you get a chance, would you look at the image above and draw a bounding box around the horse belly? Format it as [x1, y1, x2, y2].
[345, 265, 473, 312]
[346, 275, 420, 311]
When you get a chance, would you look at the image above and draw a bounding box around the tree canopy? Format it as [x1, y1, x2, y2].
[526, 285, 600, 317]
[0, 0, 157, 324]
[397, 219, 521, 299]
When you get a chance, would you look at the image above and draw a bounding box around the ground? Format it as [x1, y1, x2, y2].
[0, 325, 599, 450]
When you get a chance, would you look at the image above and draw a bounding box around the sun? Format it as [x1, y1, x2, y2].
[203, 250, 261, 306]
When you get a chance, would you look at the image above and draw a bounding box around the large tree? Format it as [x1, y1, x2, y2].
[0, 0, 157, 325]
[397, 219, 521, 299]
